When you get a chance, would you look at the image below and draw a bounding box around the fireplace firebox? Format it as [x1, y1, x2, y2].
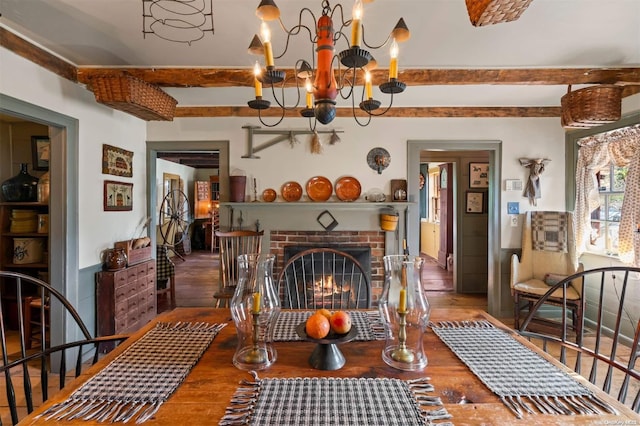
[279, 246, 371, 309]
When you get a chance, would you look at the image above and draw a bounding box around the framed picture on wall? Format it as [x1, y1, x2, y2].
[466, 191, 484, 214]
[104, 180, 133, 211]
[102, 144, 133, 177]
[31, 136, 50, 171]
[469, 162, 489, 188]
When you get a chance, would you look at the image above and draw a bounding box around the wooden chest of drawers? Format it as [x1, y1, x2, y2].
[96, 259, 156, 352]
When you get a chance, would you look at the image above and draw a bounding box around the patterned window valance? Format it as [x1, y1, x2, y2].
[577, 124, 640, 147]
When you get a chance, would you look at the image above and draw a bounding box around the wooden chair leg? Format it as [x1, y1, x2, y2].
[513, 293, 520, 330]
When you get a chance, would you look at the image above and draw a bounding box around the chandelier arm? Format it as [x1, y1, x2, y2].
[266, 76, 302, 110]
[363, 92, 396, 117]
[329, 3, 349, 30]
[361, 25, 393, 51]
[351, 105, 373, 127]
[257, 108, 286, 128]
[336, 65, 357, 100]
[329, 3, 353, 51]
[346, 75, 372, 127]
[333, 29, 350, 50]
[283, 8, 318, 41]
[273, 9, 317, 60]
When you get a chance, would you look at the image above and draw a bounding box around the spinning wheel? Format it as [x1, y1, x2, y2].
[159, 189, 191, 252]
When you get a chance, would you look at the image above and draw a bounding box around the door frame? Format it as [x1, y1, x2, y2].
[146, 140, 230, 249]
[407, 140, 502, 316]
[0, 93, 79, 344]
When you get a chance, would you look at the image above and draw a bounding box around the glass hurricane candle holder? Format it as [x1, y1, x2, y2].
[379, 255, 430, 371]
[230, 253, 280, 370]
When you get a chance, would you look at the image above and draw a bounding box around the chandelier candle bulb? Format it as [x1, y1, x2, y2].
[351, 0, 363, 47]
[305, 78, 313, 108]
[389, 39, 399, 80]
[253, 62, 263, 97]
[365, 71, 373, 99]
[260, 21, 274, 68]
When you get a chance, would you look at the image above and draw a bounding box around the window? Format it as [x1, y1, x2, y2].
[589, 164, 627, 255]
[567, 114, 639, 264]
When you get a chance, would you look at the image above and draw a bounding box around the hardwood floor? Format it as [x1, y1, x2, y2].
[157, 249, 218, 312]
[420, 253, 454, 292]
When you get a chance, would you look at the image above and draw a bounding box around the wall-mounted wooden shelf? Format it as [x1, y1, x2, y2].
[220, 201, 414, 210]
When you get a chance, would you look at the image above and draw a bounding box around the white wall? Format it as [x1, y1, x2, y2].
[148, 115, 568, 249]
[154, 158, 196, 214]
[0, 46, 149, 268]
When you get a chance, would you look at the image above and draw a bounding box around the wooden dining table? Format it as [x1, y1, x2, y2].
[20, 307, 640, 425]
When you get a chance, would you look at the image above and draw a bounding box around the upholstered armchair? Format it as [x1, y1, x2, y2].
[510, 211, 583, 331]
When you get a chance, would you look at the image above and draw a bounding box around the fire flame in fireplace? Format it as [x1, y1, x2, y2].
[310, 275, 351, 297]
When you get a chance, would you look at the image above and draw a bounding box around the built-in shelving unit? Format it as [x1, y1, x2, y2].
[0, 202, 49, 273]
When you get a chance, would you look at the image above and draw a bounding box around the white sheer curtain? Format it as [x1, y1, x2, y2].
[574, 124, 640, 266]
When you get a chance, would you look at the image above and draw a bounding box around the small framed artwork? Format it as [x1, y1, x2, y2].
[31, 136, 50, 171]
[102, 144, 133, 177]
[469, 162, 489, 188]
[440, 168, 448, 189]
[104, 180, 133, 211]
[466, 191, 484, 214]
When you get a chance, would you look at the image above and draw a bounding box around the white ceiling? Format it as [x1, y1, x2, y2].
[1, 0, 639, 108]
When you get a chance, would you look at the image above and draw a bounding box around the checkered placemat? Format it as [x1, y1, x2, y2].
[37, 322, 226, 423]
[273, 310, 385, 341]
[220, 375, 452, 426]
[431, 320, 617, 418]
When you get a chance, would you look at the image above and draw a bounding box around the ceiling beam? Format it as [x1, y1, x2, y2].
[77, 67, 640, 88]
[2, 28, 638, 119]
[175, 106, 561, 118]
[0, 27, 77, 82]
[3, 26, 639, 91]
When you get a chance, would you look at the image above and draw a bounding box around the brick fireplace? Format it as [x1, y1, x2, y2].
[270, 230, 385, 301]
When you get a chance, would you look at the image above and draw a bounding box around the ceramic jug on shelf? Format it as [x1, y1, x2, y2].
[104, 248, 127, 271]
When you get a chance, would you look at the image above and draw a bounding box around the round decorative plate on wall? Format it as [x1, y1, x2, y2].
[306, 176, 333, 201]
[335, 176, 362, 201]
[262, 188, 277, 202]
[281, 181, 303, 202]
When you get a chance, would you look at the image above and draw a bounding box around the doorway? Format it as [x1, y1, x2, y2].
[419, 162, 454, 291]
[408, 140, 503, 317]
[0, 94, 79, 347]
[146, 141, 230, 249]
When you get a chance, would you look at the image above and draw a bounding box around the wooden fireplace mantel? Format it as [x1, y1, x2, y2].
[219, 201, 414, 210]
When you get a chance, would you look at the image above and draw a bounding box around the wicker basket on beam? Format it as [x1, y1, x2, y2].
[465, 0, 534, 26]
[560, 85, 622, 129]
[90, 74, 178, 121]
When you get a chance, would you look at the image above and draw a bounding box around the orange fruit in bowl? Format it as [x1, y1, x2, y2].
[306, 312, 330, 339]
[317, 308, 332, 320]
[329, 310, 352, 334]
